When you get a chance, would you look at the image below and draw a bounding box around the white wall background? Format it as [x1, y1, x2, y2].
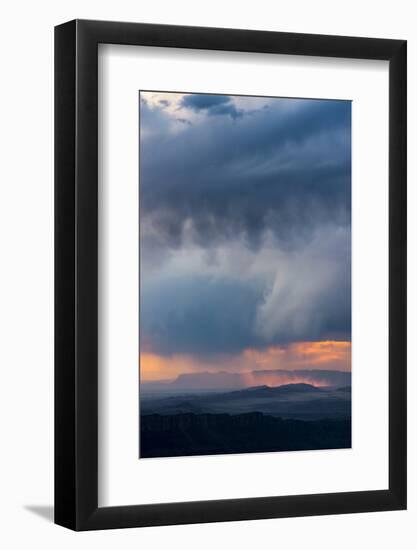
[0, 1, 415, 548]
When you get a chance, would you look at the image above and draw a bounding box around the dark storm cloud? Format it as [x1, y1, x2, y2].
[180, 93, 243, 119]
[139, 94, 351, 355]
[180, 93, 231, 110]
[141, 275, 262, 355]
[140, 97, 351, 251]
[140, 258, 351, 356]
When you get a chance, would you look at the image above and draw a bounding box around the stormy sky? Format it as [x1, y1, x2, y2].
[139, 92, 351, 381]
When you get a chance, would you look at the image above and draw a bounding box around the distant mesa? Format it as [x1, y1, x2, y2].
[141, 369, 351, 394]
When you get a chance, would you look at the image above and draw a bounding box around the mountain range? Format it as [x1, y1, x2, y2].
[140, 381, 351, 421]
[141, 369, 351, 394]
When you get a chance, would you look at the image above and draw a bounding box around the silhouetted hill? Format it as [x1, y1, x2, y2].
[229, 383, 323, 397]
[140, 412, 351, 458]
[140, 382, 351, 420]
[141, 369, 351, 393]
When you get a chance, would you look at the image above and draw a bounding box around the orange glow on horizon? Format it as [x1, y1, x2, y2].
[244, 341, 351, 368]
[140, 352, 202, 382]
[140, 340, 351, 383]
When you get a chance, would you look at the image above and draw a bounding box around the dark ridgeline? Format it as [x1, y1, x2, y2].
[140, 383, 351, 421]
[139, 382, 352, 458]
[140, 412, 351, 458]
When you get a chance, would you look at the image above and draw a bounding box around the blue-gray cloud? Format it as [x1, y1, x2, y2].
[139, 93, 351, 356]
[140, 227, 351, 356]
[140, 96, 350, 250]
[180, 93, 243, 119]
[181, 94, 230, 110]
[141, 275, 262, 355]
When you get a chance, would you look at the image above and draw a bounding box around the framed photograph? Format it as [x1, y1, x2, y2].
[55, 19, 406, 530]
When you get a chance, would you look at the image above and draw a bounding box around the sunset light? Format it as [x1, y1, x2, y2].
[140, 340, 351, 382]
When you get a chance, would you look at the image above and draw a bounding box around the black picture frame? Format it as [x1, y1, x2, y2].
[55, 19, 407, 531]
